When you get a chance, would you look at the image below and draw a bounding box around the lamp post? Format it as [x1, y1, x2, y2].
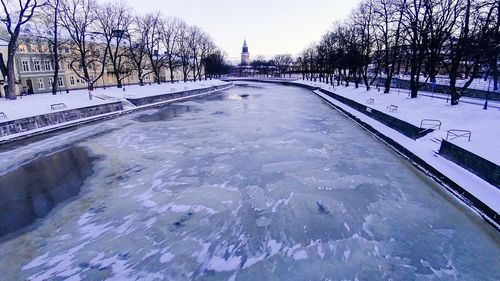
[483, 76, 491, 110]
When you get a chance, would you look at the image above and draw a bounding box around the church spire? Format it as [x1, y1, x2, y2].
[242, 39, 248, 53]
[241, 38, 250, 65]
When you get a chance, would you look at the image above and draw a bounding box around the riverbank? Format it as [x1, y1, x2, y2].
[224, 78, 500, 229]
[0, 80, 233, 144]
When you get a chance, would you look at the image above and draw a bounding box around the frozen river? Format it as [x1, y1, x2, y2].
[0, 82, 498, 280]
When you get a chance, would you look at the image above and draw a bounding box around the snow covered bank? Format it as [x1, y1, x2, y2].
[0, 80, 232, 142]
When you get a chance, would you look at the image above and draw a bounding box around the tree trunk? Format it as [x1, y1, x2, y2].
[6, 39, 18, 99]
[51, 0, 60, 95]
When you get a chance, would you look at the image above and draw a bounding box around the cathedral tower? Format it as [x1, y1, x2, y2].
[241, 39, 250, 65]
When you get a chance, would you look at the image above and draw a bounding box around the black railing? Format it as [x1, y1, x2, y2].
[50, 103, 67, 110]
[386, 104, 398, 113]
[420, 119, 442, 133]
[446, 129, 471, 141]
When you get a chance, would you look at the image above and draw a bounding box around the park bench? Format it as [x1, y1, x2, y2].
[0, 112, 7, 120]
[446, 129, 471, 141]
[386, 104, 398, 113]
[50, 103, 67, 110]
[366, 98, 374, 105]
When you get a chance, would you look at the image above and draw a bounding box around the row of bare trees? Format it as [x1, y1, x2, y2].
[248, 54, 294, 77]
[0, 0, 229, 99]
[298, 0, 499, 105]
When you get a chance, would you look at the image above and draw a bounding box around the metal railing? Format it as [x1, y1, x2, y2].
[386, 104, 398, 112]
[446, 129, 471, 141]
[50, 103, 67, 110]
[419, 119, 442, 133]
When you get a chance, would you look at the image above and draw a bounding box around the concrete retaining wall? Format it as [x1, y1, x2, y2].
[0, 102, 123, 137]
[439, 140, 500, 188]
[127, 84, 231, 106]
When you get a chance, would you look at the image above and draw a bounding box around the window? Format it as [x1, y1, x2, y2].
[69, 76, 75, 86]
[48, 78, 54, 88]
[44, 61, 52, 71]
[65, 47, 70, 53]
[19, 45, 27, 52]
[21, 59, 30, 72]
[33, 60, 41, 71]
[37, 78, 44, 90]
[57, 77, 64, 87]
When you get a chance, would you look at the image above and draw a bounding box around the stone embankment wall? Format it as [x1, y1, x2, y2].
[0, 102, 123, 137]
[127, 84, 231, 106]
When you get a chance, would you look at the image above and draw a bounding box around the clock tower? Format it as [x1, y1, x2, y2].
[241, 39, 250, 65]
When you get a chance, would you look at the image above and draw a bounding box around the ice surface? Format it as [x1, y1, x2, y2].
[0, 82, 498, 280]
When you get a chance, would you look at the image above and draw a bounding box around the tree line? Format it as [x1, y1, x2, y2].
[0, 0, 230, 99]
[298, 0, 499, 105]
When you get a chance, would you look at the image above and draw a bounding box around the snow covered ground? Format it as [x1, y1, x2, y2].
[396, 74, 500, 93]
[294, 80, 500, 166]
[0, 80, 228, 122]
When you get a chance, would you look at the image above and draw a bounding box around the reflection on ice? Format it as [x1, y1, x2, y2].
[0, 83, 498, 280]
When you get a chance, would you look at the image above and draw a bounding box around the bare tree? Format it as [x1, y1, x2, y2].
[177, 23, 192, 82]
[197, 33, 215, 80]
[96, 1, 132, 88]
[352, 0, 376, 90]
[161, 17, 183, 83]
[373, 0, 406, 93]
[127, 15, 152, 86]
[445, 0, 497, 104]
[273, 54, 293, 77]
[0, 0, 45, 99]
[143, 12, 164, 84]
[186, 25, 202, 82]
[59, 0, 107, 87]
[32, 0, 66, 95]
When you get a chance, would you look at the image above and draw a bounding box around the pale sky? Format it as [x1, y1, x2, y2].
[117, 0, 360, 61]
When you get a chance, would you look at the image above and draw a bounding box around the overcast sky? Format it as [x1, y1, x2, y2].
[115, 0, 360, 61]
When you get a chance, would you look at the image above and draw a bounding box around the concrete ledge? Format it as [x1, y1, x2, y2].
[127, 84, 231, 106]
[0, 102, 123, 137]
[440, 140, 500, 188]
